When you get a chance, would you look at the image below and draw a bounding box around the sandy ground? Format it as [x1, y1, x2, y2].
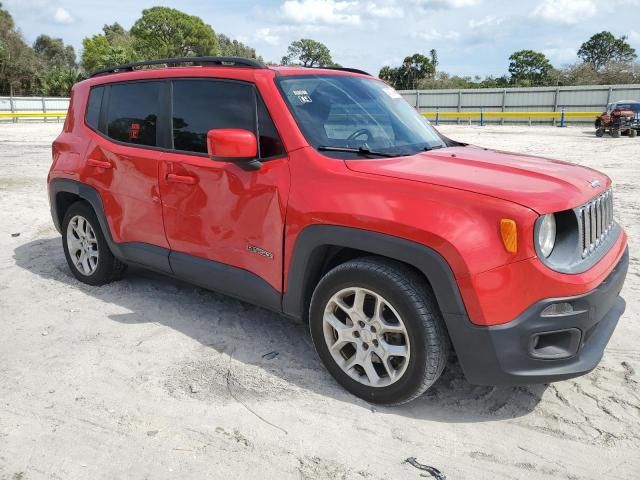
[0, 123, 639, 480]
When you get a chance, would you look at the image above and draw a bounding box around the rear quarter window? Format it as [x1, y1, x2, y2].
[85, 86, 103, 130]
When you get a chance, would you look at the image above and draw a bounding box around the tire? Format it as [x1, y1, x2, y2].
[309, 257, 449, 405]
[612, 129, 621, 138]
[630, 129, 638, 138]
[595, 128, 605, 137]
[62, 201, 126, 285]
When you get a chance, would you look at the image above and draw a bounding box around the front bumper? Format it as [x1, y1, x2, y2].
[450, 247, 629, 385]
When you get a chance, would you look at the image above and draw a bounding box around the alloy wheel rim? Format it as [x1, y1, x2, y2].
[66, 215, 99, 276]
[322, 287, 410, 388]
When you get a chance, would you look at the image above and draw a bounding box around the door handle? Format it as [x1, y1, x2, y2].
[166, 173, 197, 185]
[87, 158, 112, 169]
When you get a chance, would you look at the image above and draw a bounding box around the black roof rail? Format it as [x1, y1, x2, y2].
[90, 56, 266, 78]
[303, 66, 372, 76]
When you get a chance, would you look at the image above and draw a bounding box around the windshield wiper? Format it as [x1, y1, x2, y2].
[318, 146, 399, 158]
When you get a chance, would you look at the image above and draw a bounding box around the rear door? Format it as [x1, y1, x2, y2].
[83, 80, 171, 270]
[158, 78, 290, 295]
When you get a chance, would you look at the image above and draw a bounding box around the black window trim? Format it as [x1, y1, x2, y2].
[85, 79, 170, 154]
[83, 77, 287, 161]
[167, 77, 286, 161]
[83, 85, 104, 134]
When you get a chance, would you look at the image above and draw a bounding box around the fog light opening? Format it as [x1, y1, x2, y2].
[529, 328, 582, 360]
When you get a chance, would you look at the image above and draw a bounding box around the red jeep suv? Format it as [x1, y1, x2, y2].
[48, 57, 629, 405]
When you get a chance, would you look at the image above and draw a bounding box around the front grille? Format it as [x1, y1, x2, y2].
[577, 188, 614, 258]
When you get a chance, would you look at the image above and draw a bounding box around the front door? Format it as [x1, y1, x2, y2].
[159, 79, 290, 296]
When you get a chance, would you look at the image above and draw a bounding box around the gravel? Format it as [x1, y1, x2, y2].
[0, 123, 639, 479]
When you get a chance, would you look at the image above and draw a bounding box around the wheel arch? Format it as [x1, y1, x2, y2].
[282, 225, 470, 330]
[49, 178, 119, 254]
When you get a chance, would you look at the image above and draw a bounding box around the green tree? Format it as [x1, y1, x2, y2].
[578, 31, 637, 71]
[380, 54, 434, 90]
[508, 49, 553, 86]
[0, 2, 37, 95]
[429, 49, 438, 72]
[399, 54, 435, 89]
[378, 65, 399, 85]
[33, 35, 76, 69]
[130, 7, 219, 59]
[282, 38, 335, 67]
[218, 34, 259, 59]
[37, 67, 83, 96]
[81, 23, 137, 73]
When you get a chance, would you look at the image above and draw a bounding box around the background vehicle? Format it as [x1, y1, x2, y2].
[595, 100, 640, 137]
[48, 57, 628, 405]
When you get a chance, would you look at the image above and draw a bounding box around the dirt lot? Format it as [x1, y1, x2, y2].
[1, 123, 639, 480]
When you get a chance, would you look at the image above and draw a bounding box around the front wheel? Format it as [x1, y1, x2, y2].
[612, 129, 621, 138]
[309, 258, 449, 405]
[595, 128, 605, 137]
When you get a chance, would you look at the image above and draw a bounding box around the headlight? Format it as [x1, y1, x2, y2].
[537, 214, 556, 257]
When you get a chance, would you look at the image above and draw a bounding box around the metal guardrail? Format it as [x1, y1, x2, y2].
[0, 112, 67, 118]
[402, 84, 640, 125]
[423, 110, 600, 127]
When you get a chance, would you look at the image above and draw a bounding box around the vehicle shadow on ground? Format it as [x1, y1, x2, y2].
[14, 237, 547, 422]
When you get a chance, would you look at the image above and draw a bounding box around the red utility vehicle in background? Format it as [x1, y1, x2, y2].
[48, 57, 628, 405]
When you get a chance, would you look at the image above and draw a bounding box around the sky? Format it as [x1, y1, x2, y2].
[4, 0, 640, 77]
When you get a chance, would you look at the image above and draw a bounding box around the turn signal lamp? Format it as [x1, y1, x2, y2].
[500, 219, 518, 253]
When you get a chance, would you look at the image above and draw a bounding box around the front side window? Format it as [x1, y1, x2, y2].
[106, 82, 161, 146]
[171, 80, 285, 158]
[257, 96, 285, 158]
[278, 75, 447, 157]
[172, 80, 254, 154]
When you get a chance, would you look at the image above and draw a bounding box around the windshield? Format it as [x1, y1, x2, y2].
[615, 103, 640, 113]
[277, 75, 447, 156]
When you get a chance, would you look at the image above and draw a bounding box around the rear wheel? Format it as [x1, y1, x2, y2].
[309, 258, 449, 405]
[62, 201, 126, 285]
[612, 129, 621, 138]
[630, 129, 638, 138]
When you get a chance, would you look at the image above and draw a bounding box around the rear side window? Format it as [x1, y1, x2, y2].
[171, 80, 284, 158]
[172, 80, 255, 154]
[106, 82, 161, 147]
[85, 86, 103, 130]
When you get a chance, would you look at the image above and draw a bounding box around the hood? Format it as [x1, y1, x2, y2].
[345, 146, 610, 214]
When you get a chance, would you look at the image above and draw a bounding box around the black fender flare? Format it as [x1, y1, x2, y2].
[282, 225, 469, 322]
[49, 178, 116, 247]
[48, 178, 172, 273]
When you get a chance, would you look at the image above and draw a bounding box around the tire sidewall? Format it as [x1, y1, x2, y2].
[310, 264, 437, 404]
[62, 202, 113, 286]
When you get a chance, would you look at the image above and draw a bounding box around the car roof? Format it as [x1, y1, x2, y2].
[87, 57, 376, 85]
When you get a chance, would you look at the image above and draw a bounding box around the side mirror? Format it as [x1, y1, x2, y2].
[207, 129, 261, 170]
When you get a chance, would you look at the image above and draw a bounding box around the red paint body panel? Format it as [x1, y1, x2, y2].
[345, 146, 611, 214]
[158, 152, 289, 291]
[207, 129, 257, 159]
[48, 65, 628, 329]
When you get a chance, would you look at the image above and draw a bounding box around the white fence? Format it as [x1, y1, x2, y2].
[3, 85, 640, 125]
[0, 96, 70, 122]
[399, 84, 640, 124]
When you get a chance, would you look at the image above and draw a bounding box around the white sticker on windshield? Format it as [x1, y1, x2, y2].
[293, 89, 312, 103]
[382, 87, 402, 99]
